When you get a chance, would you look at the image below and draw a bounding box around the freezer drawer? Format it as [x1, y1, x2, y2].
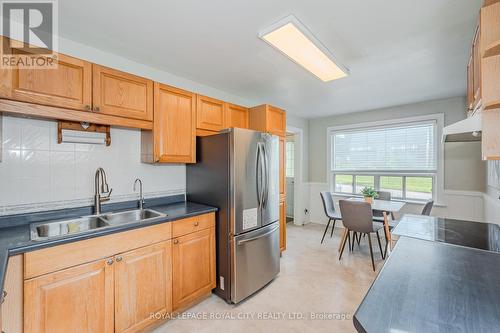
[231, 221, 280, 303]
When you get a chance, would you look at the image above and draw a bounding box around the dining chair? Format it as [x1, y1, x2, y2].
[338, 200, 385, 271]
[320, 191, 342, 244]
[421, 200, 434, 215]
[373, 191, 391, 222]
[386, 199, 435, 232]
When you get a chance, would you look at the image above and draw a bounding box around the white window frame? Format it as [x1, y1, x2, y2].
[326, 113, 445, 203]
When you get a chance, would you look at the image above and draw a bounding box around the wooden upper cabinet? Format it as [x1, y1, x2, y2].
[480, 2, 500, 110]
[93, 65, 153, 121]
[196, 95, 225, 132]
[24, 258, 114, 333]
[225, 103, 249, 129]
[142, 83, 196, 163]
[172, 227, 216, 311]
[114, 241, 172, 333]
[0, 46, 92, 111]
[249, 104, 286, 137]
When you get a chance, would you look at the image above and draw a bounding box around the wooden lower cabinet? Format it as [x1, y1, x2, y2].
[279, 199, 286, 252]
[21, 213, 215, 333]
[114, 241, 172, 333]
[172, 227, 216, 311]
[1, 255, 24, 333]
[24, 258, 114, 333]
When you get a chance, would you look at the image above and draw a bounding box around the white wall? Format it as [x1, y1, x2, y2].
[0, 116, 185, 215]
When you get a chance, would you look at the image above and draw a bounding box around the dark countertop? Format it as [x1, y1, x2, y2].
[0, 197, 217, 296]
[354, 237, 500, 333]
[392, 214, 500, 253]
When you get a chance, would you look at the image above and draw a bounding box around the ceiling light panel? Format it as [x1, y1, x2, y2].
[260, 15, 349, 82]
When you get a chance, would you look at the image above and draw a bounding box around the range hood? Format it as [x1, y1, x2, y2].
[442, 112, 482, 142]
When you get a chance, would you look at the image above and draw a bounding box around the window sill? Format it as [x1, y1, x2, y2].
[330, 192, 443, 206]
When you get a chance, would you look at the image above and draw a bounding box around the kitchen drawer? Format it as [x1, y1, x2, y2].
[172, 213, 215, 238]
[25, 222, 172, 279]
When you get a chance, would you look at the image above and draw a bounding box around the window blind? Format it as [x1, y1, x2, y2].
[332, 121, 437, 172]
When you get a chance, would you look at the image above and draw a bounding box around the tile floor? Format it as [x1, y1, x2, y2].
[154, 223, 385, 333]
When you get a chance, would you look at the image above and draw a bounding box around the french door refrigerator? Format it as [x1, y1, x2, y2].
[186, 128, 280, 304]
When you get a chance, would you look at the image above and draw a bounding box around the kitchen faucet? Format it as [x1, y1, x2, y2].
[94, 167, 112, 215]
[134, 178, 144, 210]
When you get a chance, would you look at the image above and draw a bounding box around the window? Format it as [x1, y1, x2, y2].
[286, 140, 295, 178]
[330, 120, 437, 201]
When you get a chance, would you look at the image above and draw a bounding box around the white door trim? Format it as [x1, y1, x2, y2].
[286, 125, 304, 226]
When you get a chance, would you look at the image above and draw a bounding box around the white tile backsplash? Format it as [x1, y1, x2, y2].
[0, 116, 186, 214]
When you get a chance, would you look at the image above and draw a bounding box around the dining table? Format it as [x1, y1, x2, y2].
[339, 197, 406, 256]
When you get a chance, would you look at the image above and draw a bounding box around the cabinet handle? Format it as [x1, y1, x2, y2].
[84, 105, 91, 111]
[106, 258, 114, 265]
[115, 256, 123, 262]
[194, 222, 199, 227]
[1, 290, 6, 304]
[173, 239, 179, 244]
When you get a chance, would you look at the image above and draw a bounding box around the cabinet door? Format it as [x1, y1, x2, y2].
[172, 228, 216, 310]
[153, 83, 196, 163]
[279, 137, 286, 196]
[225, 103, 249, 129]
[114, 241, 172, 333]
[0, 45, 92, 111]
[267, 106, 286, 137]
[279, 199, 286, 252]
[93, 65, 153, 121]
[24, 258, 114, 333]
[2, 255, 23, 333]
[196, 95, 225, 132]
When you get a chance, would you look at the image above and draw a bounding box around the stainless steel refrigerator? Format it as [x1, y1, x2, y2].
[186, 128, 280, 304]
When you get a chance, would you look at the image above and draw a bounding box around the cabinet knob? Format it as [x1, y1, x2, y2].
[115, 256, 123, 262]
[173, 239, 179, 244]
[1, 290, 6, 304]
[84, 105, 91, 111]
[194, 222, 199, 227]
[94, 106, 101, 112]
[106, 258, 114, 265]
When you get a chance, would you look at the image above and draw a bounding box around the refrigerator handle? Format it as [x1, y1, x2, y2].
[262, 144, 269, 208]
[256, 143, 261, 210]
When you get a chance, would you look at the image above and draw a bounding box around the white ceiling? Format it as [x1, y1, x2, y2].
[58, 0, 481, 118]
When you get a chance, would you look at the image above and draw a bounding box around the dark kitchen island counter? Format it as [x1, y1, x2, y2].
[353, 236, 500, 333]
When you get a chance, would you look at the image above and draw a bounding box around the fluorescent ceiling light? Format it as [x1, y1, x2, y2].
[260, 15, 349, 82]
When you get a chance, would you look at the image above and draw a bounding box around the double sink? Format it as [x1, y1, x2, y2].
[30, 209, 167, 241]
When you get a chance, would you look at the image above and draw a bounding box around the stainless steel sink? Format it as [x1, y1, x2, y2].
[100, 209, 165, 225]
[30, 209, 166, 241]
[30, 216, 110, 241]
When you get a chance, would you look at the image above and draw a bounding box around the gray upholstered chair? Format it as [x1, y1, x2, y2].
[338, 200, 385, 271]
[421, 200, 434, 216]
[387, 200, 435, 231]
[376, 191, 392, 201]
[320, 191, 342, 244]
[373, 191, 393, 222]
